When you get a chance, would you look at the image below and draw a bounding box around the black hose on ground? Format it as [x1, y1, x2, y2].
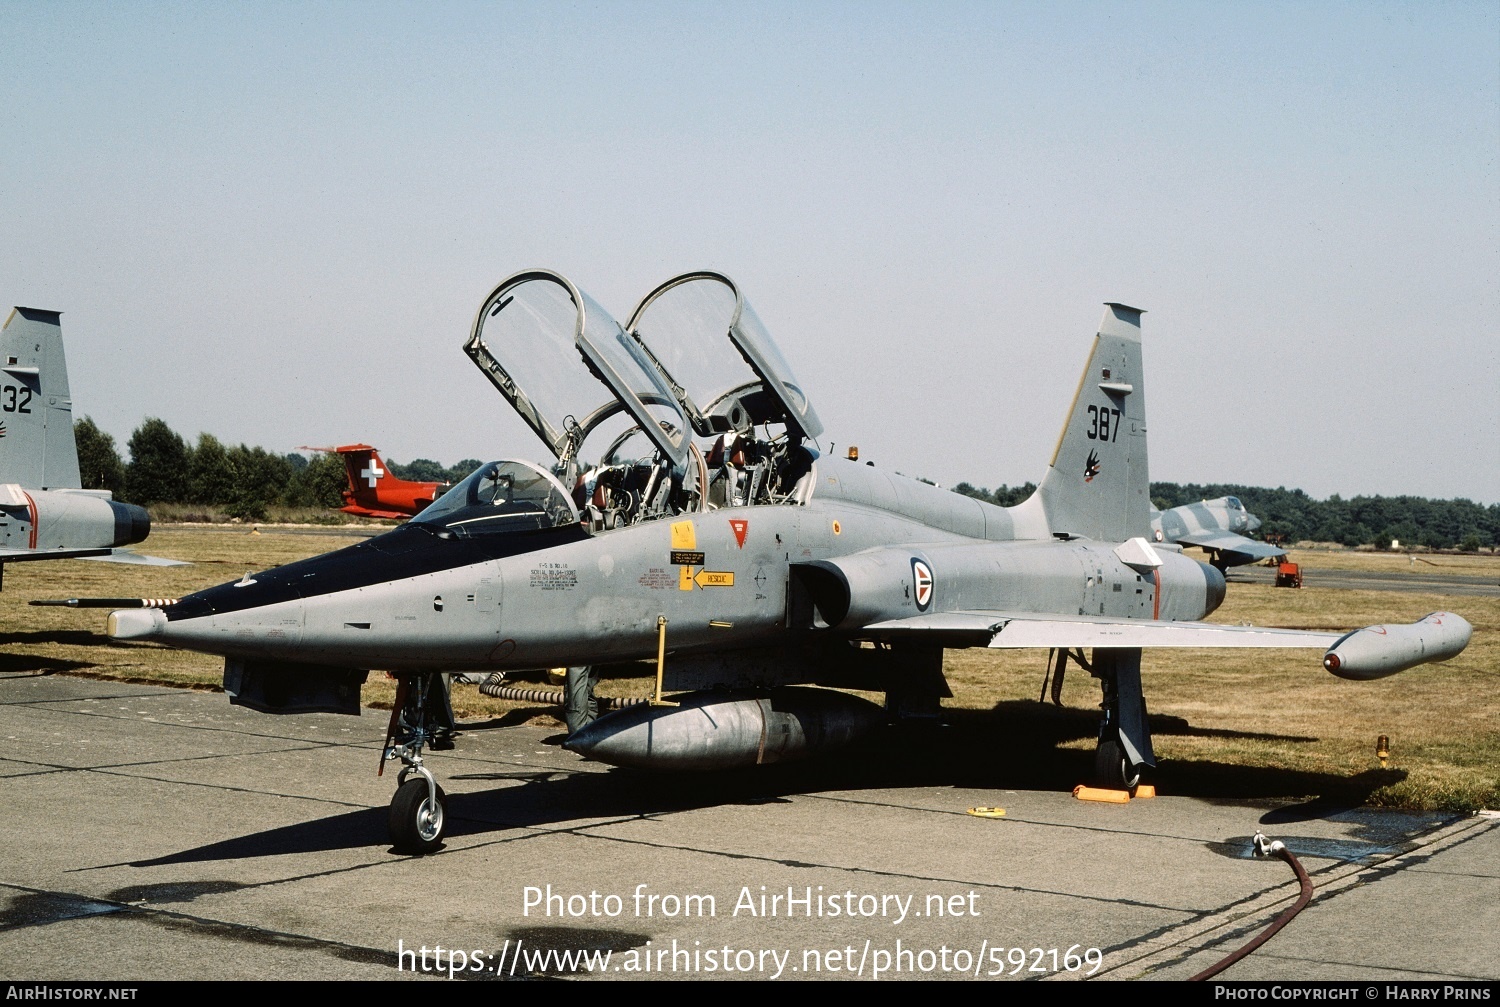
[1190, 832, 1315, 981]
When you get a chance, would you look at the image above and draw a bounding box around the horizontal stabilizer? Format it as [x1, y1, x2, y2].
[0, 547, 185, 566]
[0, 547, 113, 562]
[340, 506, 413, 521]
[1175, 530, 1285, 562]
[79, 550, 189, 567]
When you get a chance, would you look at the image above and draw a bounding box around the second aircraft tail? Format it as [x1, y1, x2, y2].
[0, 307, 82, 490]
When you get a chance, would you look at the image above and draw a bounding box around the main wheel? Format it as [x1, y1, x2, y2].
[389, 779, 447, 854]
[1094, 733, 1141, 792]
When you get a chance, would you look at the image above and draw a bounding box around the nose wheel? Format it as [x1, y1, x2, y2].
[381, 674, 450, 854]
[390, 773, 447, 854]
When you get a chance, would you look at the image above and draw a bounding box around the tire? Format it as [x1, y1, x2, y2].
[389, 779, 446, 854]
[1094, 733, 1141, 792]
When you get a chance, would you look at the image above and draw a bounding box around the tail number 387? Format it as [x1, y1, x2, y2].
[1086, 405, 1120, 442]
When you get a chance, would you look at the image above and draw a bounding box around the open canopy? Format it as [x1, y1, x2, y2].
[625, 271, 823, 442]
[465, 270, 689, 469]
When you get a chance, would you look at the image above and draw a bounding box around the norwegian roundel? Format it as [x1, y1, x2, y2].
[911, 558, 934, 611]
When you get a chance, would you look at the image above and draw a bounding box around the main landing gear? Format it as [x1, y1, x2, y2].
[382, 674, 450, 854]
[1089, 648, 1153, 792]
[1043, 647, 1150, 792]
[1094, 717, 1142, 792]
[1050, 645, 1152, 798]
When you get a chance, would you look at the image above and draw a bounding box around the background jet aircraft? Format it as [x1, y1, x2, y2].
[1151, 496, 1286, 571]
[108, 272, 1471, 854]
[303, 443, 447, 519]
[0, 307, 182, 588]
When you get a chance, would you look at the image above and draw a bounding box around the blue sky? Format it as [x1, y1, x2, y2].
[4, 1, 1496, 502]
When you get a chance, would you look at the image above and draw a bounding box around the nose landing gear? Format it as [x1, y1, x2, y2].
[381, 674, 451, 854]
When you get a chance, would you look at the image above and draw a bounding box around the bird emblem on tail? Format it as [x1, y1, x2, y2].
[1084, 449, 1101, 482]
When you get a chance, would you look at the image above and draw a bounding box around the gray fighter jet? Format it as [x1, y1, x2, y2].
[1151, 496, 1286, 571]
[108, 271, 1472, 854]
[0, 307, 182, 588]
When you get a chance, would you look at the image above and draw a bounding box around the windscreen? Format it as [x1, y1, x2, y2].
[414, 460, 578, 536]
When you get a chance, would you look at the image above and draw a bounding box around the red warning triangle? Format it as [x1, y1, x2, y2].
[729, 519, 748, 548]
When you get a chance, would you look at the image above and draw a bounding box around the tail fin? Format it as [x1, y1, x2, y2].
[1025, 303, 1151, 542]
[336, 445, 383, 502]
[0, 307, 82, 490]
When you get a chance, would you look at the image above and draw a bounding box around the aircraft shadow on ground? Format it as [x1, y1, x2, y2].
[1, 629, 106, 649]
[0, 653, 95, 674]
[106, 700, 1406, 868]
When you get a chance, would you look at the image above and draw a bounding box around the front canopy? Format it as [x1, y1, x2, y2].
[412, 459, 578, 536]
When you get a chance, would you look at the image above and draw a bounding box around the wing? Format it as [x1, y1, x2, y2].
[1174, 530, 1285, 564]
[864, 610, 1338, 649]
[860, 609, 1471, 680]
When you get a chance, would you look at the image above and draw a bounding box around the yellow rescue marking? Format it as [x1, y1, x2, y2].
[670, 520, 696, 550]
[680, 565, 735, 590]
[966, 807, 1006, 818]
[696, 570, 734, 588]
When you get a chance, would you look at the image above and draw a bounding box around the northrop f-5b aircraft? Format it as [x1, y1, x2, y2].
[108, 271, 1472, 853]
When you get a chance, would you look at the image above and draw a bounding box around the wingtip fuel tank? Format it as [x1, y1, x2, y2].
[1322, 612, 1472, 680]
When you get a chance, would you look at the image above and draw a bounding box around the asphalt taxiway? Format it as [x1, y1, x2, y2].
[1227, 561, 1500, 597]
[3, 674, 1496, 982]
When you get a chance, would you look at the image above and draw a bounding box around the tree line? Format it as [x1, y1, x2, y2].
[78, 415, 1496, 547]
[75, 417, 478, 522]
[954, 480, 1498, 550]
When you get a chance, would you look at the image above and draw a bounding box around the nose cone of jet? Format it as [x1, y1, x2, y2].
[1245, 514, 1262, 533]
[108, 607, 166, 640]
